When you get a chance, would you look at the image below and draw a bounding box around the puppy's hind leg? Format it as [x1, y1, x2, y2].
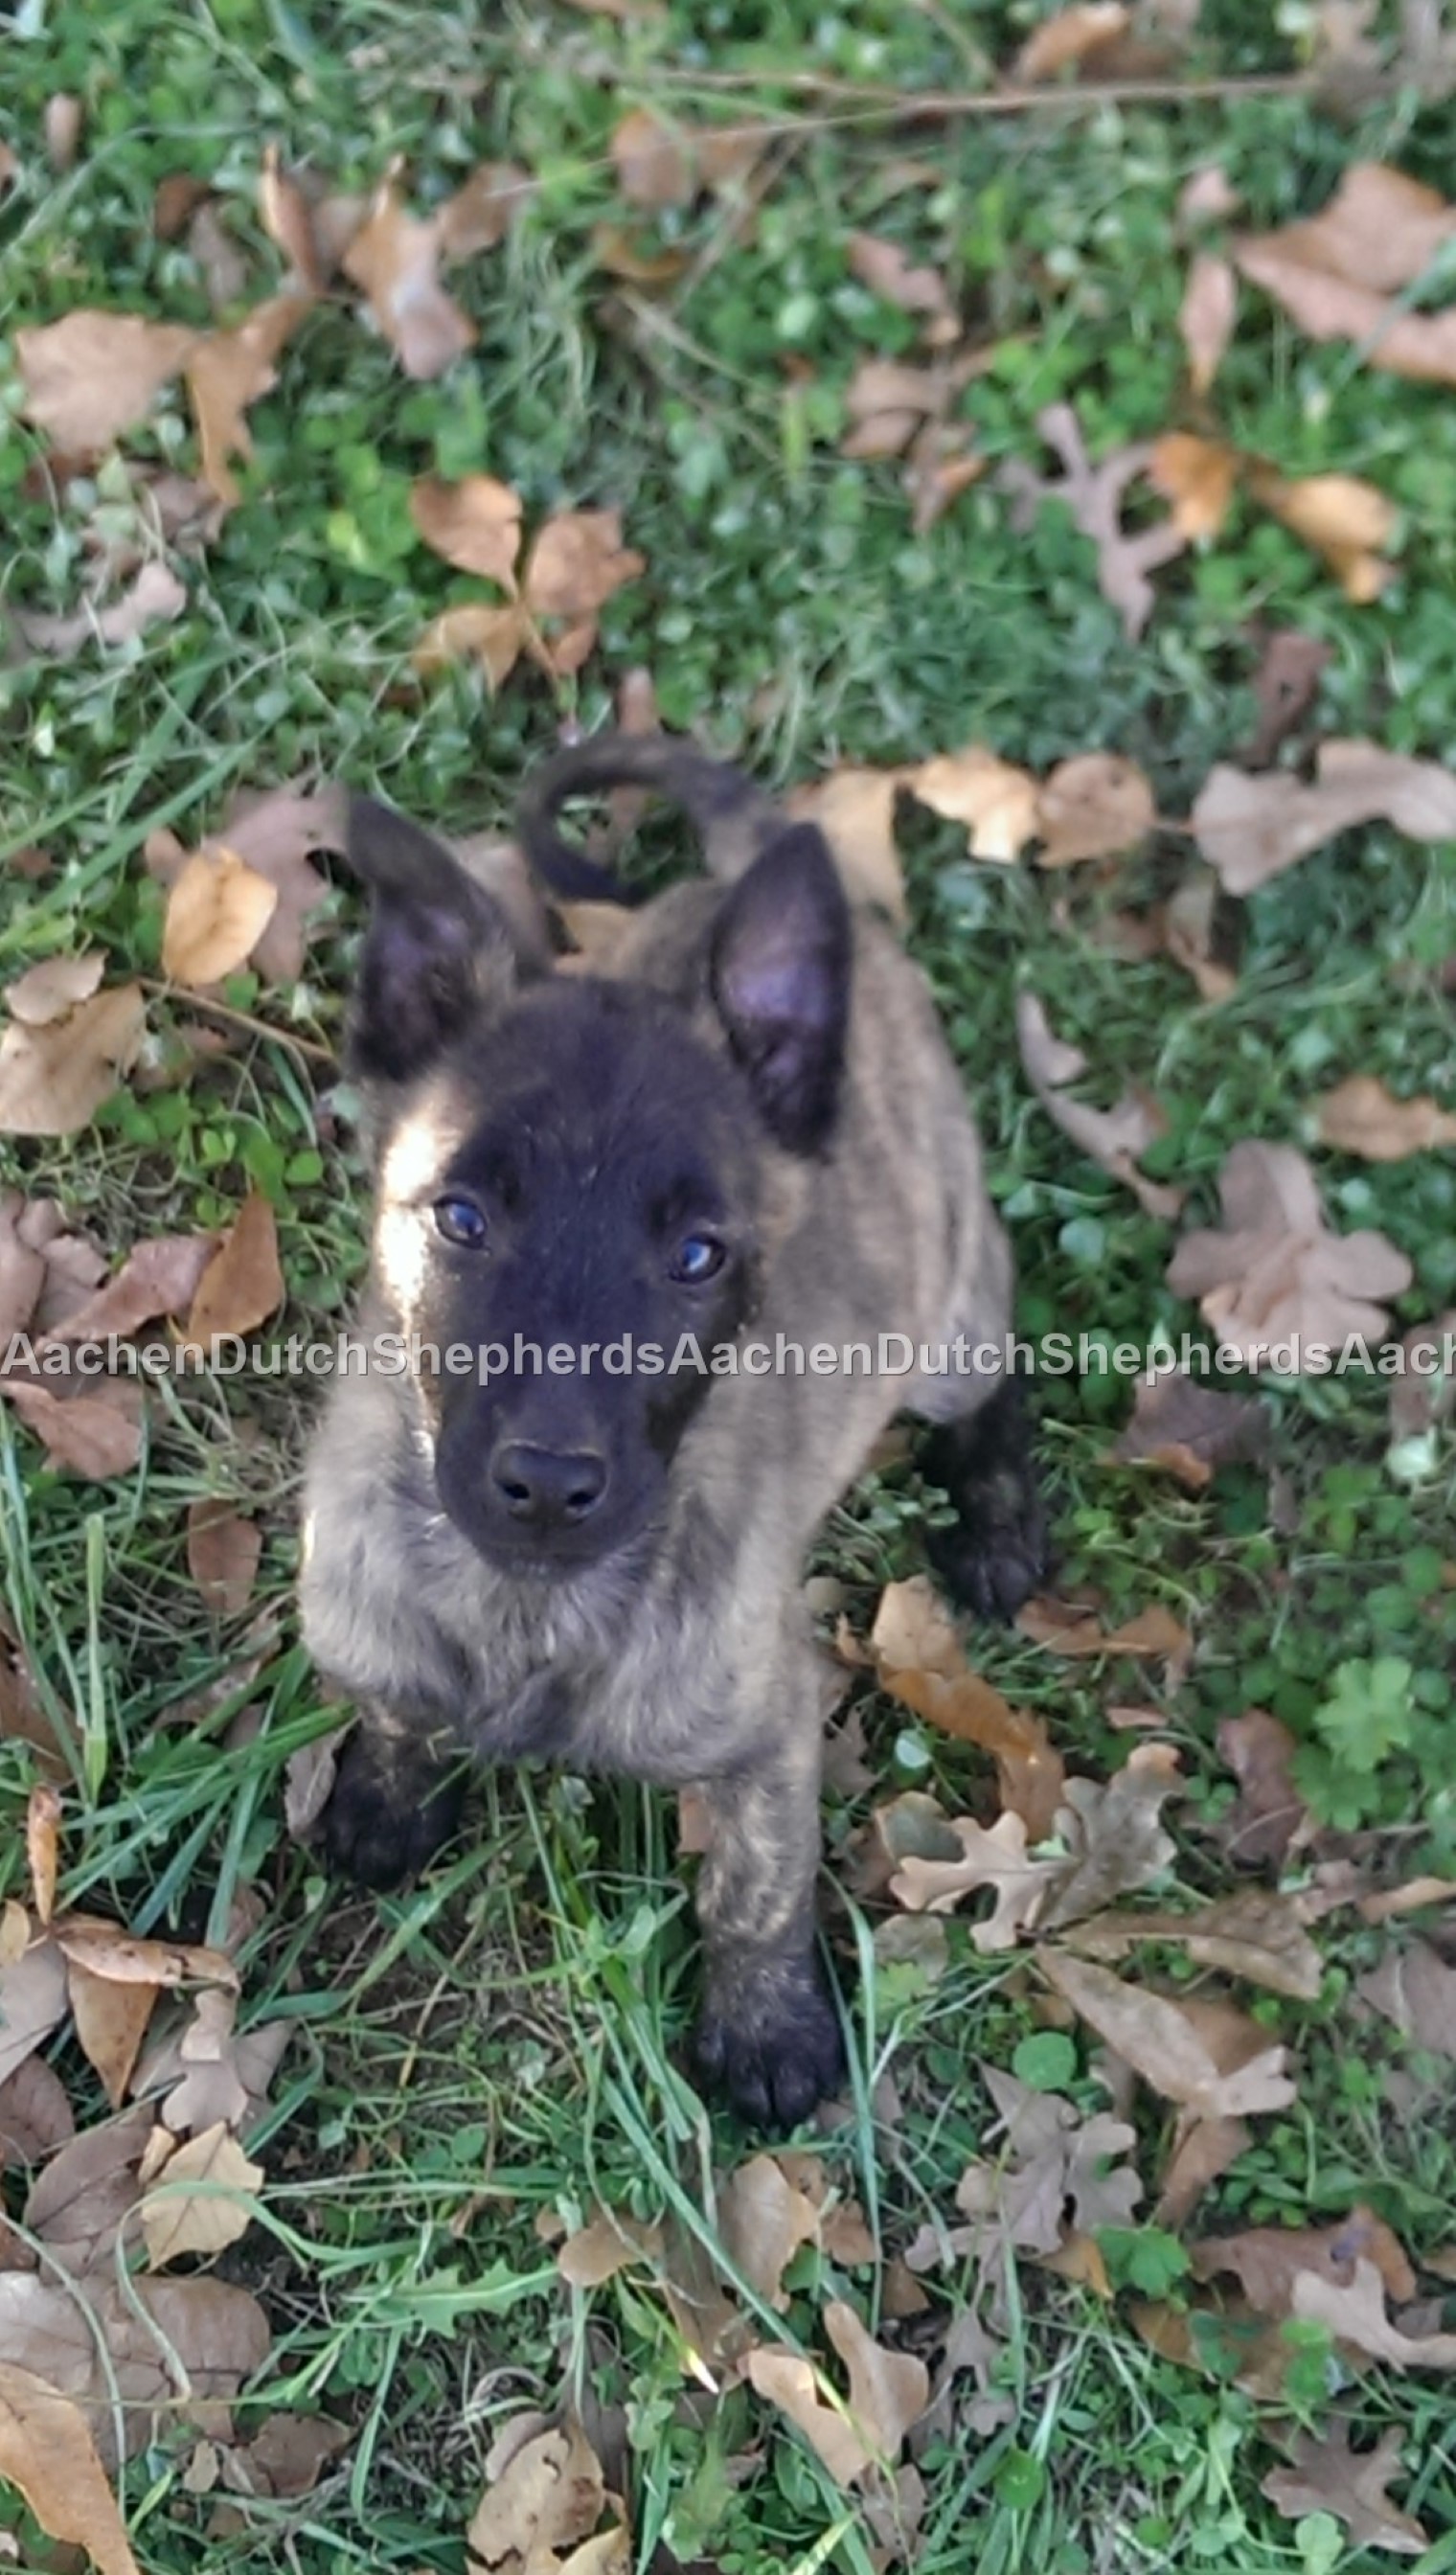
[319, 1704, 469, 1890]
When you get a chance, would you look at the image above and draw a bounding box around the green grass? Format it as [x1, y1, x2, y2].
[4, 2, 1456, 2569]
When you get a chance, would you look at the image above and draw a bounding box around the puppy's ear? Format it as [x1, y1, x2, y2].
[709, 825, 852, 1153]
[347, 796, 524, 1084]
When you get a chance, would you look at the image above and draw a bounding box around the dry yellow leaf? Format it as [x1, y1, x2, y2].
[911, 745, 1039, 864]
[1149, 432, 1240, 541]
[409, 473, 522, 585]
[162, 846, 279, 987]
[141, 2120, 264, 2267]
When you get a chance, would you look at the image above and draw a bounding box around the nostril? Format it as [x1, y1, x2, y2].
[489, 1443, 608, 1529]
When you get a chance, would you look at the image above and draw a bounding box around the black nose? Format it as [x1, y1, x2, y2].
[489, 1441, 608, 1531]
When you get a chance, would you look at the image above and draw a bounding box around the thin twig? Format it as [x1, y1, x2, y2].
[139, 978, 335, 1067]
[640, 66, 1332, 116]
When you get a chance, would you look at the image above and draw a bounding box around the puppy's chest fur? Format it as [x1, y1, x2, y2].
[303, 1383, 793, 1782]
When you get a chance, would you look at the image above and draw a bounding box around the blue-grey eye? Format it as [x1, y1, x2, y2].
[671, 1233, 726, 1285]
[434, 1195, 489, 1249]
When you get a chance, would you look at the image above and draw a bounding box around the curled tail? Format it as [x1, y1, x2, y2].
[516, 730, 781, 906]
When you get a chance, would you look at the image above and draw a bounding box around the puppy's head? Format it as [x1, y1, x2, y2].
[346, 794, 852, 1577]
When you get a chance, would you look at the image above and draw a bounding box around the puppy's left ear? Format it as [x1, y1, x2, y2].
[709, 825, 852, 1154]
[347, 795, 526, 1085]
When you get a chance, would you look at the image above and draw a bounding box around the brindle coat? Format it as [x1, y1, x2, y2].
[300, 736, 1046, 2127]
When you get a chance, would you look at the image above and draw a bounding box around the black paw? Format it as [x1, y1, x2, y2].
[928, 1476, 1050, 1621]
[694, 1954, 846, 2131]
[319, 1730, 467, 1891]
[921, 1383, 1051, 1622]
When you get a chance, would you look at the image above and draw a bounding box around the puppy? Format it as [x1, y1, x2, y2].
[300, 735, 1046, 2126]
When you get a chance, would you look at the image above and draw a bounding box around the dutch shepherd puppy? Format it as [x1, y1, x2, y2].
[300, 736, 1047, 2127]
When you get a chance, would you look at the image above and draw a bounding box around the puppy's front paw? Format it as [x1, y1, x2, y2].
[319, 1729, 466, 1891]
[929, 1471, 1050, 1622]
[695, 1954, 845, 2131]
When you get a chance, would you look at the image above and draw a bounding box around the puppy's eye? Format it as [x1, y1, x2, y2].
[433, 1195, 489, 1250]
[671, 1233, 727, 1286]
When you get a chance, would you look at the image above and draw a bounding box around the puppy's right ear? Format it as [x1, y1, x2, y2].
[346, 796, 522, 1084]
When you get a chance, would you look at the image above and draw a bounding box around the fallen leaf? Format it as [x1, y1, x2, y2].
[52, 1915, 237, 1993]
[0, 2058, 73, 2168]
[1110, 1370, 1268, 1489]
[610, 106, 694, 209]
[1153, 2112, 1252, 2230]
[185, 289, 313, 509]
[845, 1789, 965, 1903]
[1034, 752, 1155, 867]
[1292, 2257, 1456, 2366]
[527, 510, 645, 623]
[0, 979, 146, 1138]
[872, 1577, 1066, 1839]
[719, 2154, 821, 2309]
[1179, 165, 1241, 226]
[1015, 4, 1131, 80]
[997, 403, 1185, 641]
[25, 1787, 59, 1927]
[1038, 1952, 1296, 2119]
[43, 93, 82, 172]
[1193, 2207, 1415, 2316]
[840, 355, 948, 460]
[436, 160, 535, 259]
[15, 312, 198, 453]
[15, 560, 188, 657]
[1160, 866, 1238, 1002]
[1217, 1708, 1308, 1868]
[343, 171, 474, 378]
[1236, 162, 1456, 386]
[1244, 627, 1331, 765]
[0, 2364, 141, 2575]
[785, 769, 909, 922]
[187, 200, 249, 315]
[1017, 1596, 1191, 1663]
[1039, 1748, 1182, 1929]
[23, 2102, 153, 2277]
[0, 1380, 144, 1479]
[42, 1231, 217, 1346]
[148, 779, 346, 986]
[0, 2266, 270, 2468]
[282, 1728, 345, 1839]
[186, 1501, 262, 1618]
[1313, 1074, 1456, 1160]
[0, 1941, 68, 2087]
[465, 2415, 619, 2568]
[1067, 1887, 1322, 1999]
[1357, 1940, 1456, 2058]
[141, 2122, 264, 2267]
[848, 233, 955, 334]
[911, 746, 1040, 864]
[824, 2300, 928, 2461]
[414, 602, 533, 689]
[1148, 432, 1239, 541]
[890, 1809, 1066, 1948]
[1016, 992, 1183, 1222]
[410, 474, 522, 584]
[1247, 461, 1397, 603]
[1263, 2424, 1426, 2556]
[69, 1964, 159, 2109]
[5, 953, 106, 1027]
[1179, 254, 1237, 394]
[556, 2207, 661, 2288]
[182, 1196, 284, 1353]
[162, 845, 278, 987]
[1193, 739, 1456, 894]
[1166, 1139, 1412, 1365]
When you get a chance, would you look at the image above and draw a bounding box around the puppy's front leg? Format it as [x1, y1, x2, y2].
[692, 1727, 844, 2131]
[320, 1703, 468, 1891]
